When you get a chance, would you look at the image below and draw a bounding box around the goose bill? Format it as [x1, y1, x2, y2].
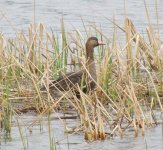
[98, 40, 106, 45]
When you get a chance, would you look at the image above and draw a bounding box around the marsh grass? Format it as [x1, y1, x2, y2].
[0, 8, 163, 146]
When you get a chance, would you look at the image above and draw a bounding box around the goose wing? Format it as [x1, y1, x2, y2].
[49, 71, 84, 91]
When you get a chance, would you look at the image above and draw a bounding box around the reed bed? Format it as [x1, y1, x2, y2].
[0, 16, 163, 144]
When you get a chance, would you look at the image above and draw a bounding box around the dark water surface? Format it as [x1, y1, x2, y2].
[0, 0, 163, 149]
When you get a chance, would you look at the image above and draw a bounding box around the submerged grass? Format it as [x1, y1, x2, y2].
[0, 11, 163, 146]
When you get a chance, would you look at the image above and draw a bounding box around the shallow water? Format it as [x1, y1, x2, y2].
[1, 112, 163, 150]
[1, 0, 163, 149]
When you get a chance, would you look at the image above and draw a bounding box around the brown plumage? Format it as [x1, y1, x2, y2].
[41, 37, 105, 99]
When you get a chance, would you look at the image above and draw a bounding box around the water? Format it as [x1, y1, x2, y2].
[0, 0, 163, 149]
[0, 0, 163, 37]
[1, 112, 163, 150]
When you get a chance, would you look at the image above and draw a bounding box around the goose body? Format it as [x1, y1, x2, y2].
[41, 37, 105, 99]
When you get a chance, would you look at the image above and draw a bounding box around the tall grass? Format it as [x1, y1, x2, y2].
[0, 13, 163, 145]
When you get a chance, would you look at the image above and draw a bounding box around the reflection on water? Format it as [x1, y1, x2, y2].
[0, 0, 163, 149]
[1, 113, 163, 150]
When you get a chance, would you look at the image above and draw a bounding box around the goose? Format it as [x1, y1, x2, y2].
[41, 37, 105, 99]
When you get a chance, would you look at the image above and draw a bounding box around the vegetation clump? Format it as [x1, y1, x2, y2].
[0, 16, 163, 143]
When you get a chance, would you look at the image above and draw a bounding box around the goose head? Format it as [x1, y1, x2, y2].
[86, 37, 105, 59]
